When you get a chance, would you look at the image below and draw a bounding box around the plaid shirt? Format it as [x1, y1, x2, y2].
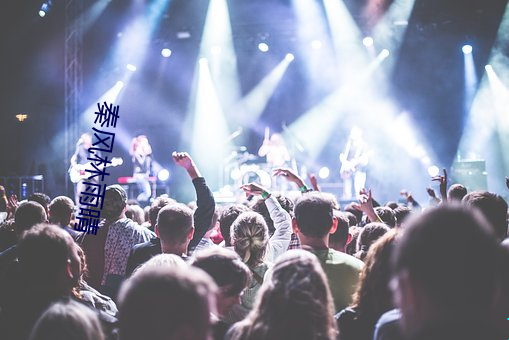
[288, 233, 301, 250]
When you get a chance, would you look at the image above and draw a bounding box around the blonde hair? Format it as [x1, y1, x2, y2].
[229, 250, 337, 340]
[231, 212, 269, 267]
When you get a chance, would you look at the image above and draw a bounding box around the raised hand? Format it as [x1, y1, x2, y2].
[172, 152, 194, 169]
[309, 173, 320, 192]
[240, 182, 270, 197]
[172, 151, 201, 179]
[425, 187, 437, 198]
[432, 168, 447, 201]
[6, 194, 18, 220]
[350, 188, 375, 220]
[272, 168, 305, 188]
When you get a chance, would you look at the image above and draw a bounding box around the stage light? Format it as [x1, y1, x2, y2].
[157, 169, 170, 181]
[115, 81, 124, 88]
[311, 40, 322, 49]
[285, 53, 295, 62]
[318, 167, 330, 179]
[485, 64, 493, 72]
[230, 168, 241, 180]
[126, 64, 137, 72]
[462, 44, 473, 54]
[380, 49, 390, 58]
[363, 37, 374, 47]
[427, 165, 440, 177]
[176, 31, 191, 39]
[235, 55, 293, 126]
[258, 42, 269, 52]
[39, 2, 50, 17]
[161, 48, 172, 58]
[16, 114, 28, 122]
[211, 45, 221, 55]
[199, 57, 208, 65]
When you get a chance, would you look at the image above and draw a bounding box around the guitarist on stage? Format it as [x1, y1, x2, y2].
[340, 126, 369, 200]
[70, 133, 99, 206]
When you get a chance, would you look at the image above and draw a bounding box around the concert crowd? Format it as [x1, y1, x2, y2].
[0, 151, 508, 340]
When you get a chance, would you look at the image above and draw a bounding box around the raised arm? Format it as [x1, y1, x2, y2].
[172, 152, 215, 251]
[272, 167, 311, 193]
[351, 188, 381, 223]
[431, 168, 448, 202]
[240, 182, 292, 262]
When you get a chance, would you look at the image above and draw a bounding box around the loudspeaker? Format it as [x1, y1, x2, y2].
[0, 175, 45, 200]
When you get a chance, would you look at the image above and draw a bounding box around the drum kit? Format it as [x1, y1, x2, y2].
[224, 146, 272, 190]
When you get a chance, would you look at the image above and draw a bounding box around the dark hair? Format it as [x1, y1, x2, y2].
[344, 203, 363, 226]
[393, 204, 502, 313]
[49, 196, 74, 226]
[15, 201, 47, 236]
[125, 204, 145, 225]
[219, 204, 250, 247]
[191, 247, 250, 296]
[355, 223, 390, 261]
[343, 212, 358, 227]
[447, 183, 467, 202]
[156, 204, 194, 245]
[384, 201, 399, 210]
[18, 224, 75, 294]
[348, 230, 399, 330]
[28, 193, 51, 211]
[119, 266, 217, 340]
[393, 206, 411, 228]
[462, 191, 508, 241]
[374, 207, 396, 228]
[149, 196, 177, 225]
[329, 211, 350, 248]
[294, 192, 334, 238]
[251, 194, 294, 236]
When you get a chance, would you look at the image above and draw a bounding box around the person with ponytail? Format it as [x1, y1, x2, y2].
[226, 250, 338, 340]
[225, 182, 292, 323]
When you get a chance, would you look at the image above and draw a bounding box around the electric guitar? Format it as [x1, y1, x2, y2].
[69, 157, 123, 183]
[339, 153, 368, 178]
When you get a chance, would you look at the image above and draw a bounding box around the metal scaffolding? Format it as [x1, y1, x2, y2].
[64, 0, 83, 195]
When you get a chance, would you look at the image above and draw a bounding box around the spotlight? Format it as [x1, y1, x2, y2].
[311, 40, 322, 49]
[462, 44, 472, 54]
[380, 49, 390, 59]
[157, 169, 170, 182]
[126, 64, 137, 72]
[161, 48, 172, 58]
[38, 1, 51, 18]
[362, 37, 374, 47]
[16, 114, 28, 122]
[230, 168, 241, 180]
[199, 57, 208, 65]
[115, 81, 124, 88]
[258, 42, 269, 52]
[318, 167, 330, 179]
[211, 46, 221, 55]
[285, 53, 295, 62]
[485, 64, 492, 72]
[427, 165, 440, 177]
